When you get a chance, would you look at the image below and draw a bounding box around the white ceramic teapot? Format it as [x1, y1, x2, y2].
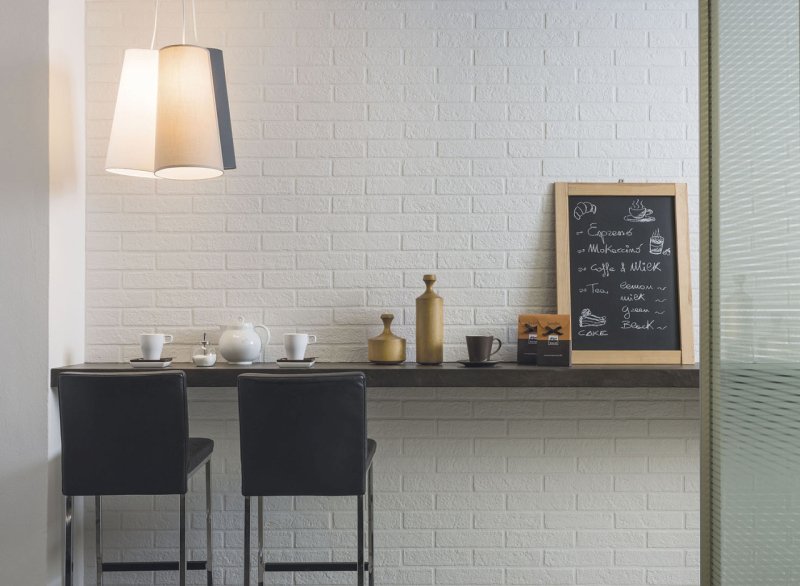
[218, 317, 271, 365]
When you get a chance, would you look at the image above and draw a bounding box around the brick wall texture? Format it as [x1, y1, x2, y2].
[84, 0, 699, 584]
[85, 0, 699, 363]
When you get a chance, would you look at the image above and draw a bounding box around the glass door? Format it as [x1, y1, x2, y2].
[703, 0, 800, 583]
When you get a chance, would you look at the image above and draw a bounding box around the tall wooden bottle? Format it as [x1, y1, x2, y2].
[415, 274, 443, 365]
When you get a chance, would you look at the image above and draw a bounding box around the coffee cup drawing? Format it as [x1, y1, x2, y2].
[624, 199, 655, 223]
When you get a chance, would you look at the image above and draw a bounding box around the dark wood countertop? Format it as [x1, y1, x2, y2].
[51, 362, 699, 389]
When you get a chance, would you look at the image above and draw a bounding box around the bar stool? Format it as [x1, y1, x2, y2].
[237, 372, 376, 586]
[58, 371, 214, 586]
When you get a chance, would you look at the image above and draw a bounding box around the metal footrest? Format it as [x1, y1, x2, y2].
[102, 560, 207, 572]
[264, 562, 370, 573]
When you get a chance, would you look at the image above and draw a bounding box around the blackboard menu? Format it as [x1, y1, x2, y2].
[567, 195, 681, 351]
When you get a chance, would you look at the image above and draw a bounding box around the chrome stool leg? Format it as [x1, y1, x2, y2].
[258, 497, 265, 586]
[96, 496, 103, 586]
[244, 497, 251, 586]
[206, 460, 213, 586]
[65, 496, 73, 586]
[368, 466, 374, 586]
[180, 494, 187, 586]
[357, 495, 364, 586]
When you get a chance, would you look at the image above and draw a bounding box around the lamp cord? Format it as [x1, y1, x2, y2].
[150, 0, 160, 49]
[150, 0, 198, 49]
[192, 0, 199, 43]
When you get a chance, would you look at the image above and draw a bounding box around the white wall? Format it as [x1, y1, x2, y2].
[0, 1, 50, 584]
[84, 0, 699, 364]
[82, 1, 700, 584]
[49, 0, 86, 583]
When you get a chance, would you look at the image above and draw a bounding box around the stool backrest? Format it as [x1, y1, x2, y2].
[237, 372, 367, 496]
[58, 371, 189, 496]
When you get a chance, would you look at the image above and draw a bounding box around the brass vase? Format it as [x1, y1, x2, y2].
[415, 274, 443, 365]
[368, 313, 406, 364]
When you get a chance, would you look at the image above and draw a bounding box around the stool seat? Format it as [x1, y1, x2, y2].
[188, 438, 214, 473]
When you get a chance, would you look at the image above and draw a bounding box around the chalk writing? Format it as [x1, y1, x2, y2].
[567, 195, 680, 351]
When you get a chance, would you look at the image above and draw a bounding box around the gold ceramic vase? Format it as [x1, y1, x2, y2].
[368, 313, 406, 364]
[415, 274, 443, 365]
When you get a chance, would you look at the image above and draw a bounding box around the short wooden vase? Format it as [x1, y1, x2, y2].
[368, 313, 406, 364]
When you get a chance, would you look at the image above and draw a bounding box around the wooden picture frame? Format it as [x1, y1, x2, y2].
[555, 182, 694, 365]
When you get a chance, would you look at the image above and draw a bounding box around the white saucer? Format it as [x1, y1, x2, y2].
[276, 357, 316, 368]
[130, 358, 173, 368]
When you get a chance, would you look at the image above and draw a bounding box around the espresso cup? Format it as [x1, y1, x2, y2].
[284, 333, 317, 361]
[466, 335, 502, 362]
[139, 333, 174, 360]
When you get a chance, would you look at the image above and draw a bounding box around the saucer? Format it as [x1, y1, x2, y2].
[130, 357, 173, 368]
[276, 357, 316, 368]
[457, 360, 499, 368]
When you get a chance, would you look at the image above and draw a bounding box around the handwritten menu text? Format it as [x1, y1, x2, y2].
[568, 196, 680, 351]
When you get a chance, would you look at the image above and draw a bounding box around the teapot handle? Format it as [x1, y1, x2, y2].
[255, 325, 271, 363]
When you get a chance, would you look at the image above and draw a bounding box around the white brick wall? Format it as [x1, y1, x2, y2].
[84, 1, 699, 584]
[83, 388, 699, 585]
[85, 0, 699, 363]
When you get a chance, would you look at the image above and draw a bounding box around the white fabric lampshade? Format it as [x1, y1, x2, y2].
[105, 49, 159, 178]
[155, 45, 223, 180]
[105, 45, 235, 180]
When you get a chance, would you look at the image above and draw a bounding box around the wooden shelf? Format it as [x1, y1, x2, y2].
[51, 362, 699, 389]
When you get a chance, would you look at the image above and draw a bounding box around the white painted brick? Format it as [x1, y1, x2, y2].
[86, 3, 700, 582]
[298, 214, 365, 232]
[334, 47, 402, 66]
[335, 10, 403, 29]
[407, 11, 474, 29]
[438, 30, 505, 48]
[262, 158, 332, 177]
[476, 11, 543, 29]
[577, 568, 645, 585]
[616, 512, 685, 529]
[262, 121, 332, 140]
[297, 251, 365, 269]
[546, 10, 614, 29]
[261, 233, 330, 251]
[193, 196, 261, 214]
[647, 568, 701, 584]
[192, 234, 259, 252]
[367, 140, 435, 159]
[86, 213, 154, 232]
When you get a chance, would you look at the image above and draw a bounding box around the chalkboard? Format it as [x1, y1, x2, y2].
[555, 183, 693, 364]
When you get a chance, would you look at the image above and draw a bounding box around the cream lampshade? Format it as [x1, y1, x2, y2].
[105, 49, 159, 178]
[105, 45, 236, 180]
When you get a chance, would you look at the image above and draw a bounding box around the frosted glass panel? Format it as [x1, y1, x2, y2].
[711, 0, 800, 584]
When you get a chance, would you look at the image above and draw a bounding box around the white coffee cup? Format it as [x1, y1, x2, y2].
[284, 333, 316, 361]
[139, 333, 174, 360]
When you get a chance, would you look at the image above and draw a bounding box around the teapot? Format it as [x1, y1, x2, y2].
[218, 317, 271, 365]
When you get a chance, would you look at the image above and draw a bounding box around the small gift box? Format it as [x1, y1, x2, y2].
[536, 314, 572, 367]
[516, 314, 540, 365]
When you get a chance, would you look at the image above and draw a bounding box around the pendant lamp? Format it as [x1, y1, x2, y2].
[105, 1, 235, 180]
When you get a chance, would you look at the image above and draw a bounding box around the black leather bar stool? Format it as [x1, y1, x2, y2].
[237, 372, 376, 586]
[58, 371, 214, 586]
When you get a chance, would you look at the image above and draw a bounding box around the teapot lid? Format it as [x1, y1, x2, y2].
[223, 316, 253, 330]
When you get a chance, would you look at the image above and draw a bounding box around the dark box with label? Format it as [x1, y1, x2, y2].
[536, 315, 572, 367]
[516, 314, 540, 365]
